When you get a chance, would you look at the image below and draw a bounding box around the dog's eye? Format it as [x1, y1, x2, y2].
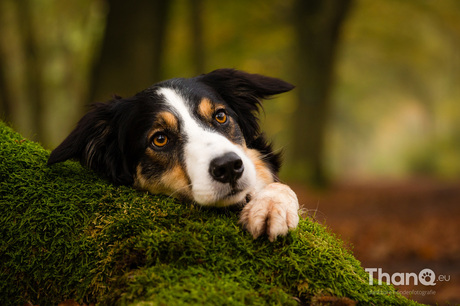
[214, 110, 227, 124]
[152, 133, 168, 148]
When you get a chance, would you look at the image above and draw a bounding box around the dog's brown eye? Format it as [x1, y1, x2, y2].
[214, 110, 227, 124]
[152, 133, 168, 147]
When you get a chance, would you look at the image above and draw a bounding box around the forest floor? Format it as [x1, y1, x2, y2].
[292, 178, 460, 305]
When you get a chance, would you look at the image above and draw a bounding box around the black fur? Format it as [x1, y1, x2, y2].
[48, 69, 294, 187]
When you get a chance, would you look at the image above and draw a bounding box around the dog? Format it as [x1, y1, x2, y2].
[48, 69, 299, 241]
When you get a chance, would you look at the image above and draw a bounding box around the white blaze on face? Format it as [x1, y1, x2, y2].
[157, 87, 257, 206]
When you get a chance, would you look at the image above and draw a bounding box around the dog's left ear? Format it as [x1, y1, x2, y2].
[199, 69, 294, 142]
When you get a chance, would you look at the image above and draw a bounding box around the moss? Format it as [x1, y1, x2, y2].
[0, 121, 421, 305]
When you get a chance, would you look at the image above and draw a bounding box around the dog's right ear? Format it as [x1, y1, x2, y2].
[198, 69, 294, 144]
[47, 101, 133, 185]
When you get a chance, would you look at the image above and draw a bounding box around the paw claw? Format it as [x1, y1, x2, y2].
[239, 183, 299, 242]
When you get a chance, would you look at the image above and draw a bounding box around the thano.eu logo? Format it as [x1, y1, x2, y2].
[365, 268, 450, 286]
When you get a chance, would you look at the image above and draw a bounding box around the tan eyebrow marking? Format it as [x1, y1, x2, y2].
[148, 111, 179, 139]
[198, 98, 215, 118]
[159, 111, 178, 129]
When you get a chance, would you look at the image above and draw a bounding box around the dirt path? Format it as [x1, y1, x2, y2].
[292, 179, 460, 305]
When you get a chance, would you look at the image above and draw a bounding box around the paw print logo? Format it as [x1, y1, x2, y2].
[419, 268, 436, 286]
[421, 272, 432, 282]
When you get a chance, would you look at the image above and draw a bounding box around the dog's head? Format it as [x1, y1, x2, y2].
[48, 69, 294, 206]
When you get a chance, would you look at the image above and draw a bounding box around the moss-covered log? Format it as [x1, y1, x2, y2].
[0, 121, 419, 305]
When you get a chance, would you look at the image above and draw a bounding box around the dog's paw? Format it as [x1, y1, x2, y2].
[239, 183, 299, 242]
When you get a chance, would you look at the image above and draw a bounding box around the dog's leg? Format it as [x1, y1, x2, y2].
[239, 183, 299, 242]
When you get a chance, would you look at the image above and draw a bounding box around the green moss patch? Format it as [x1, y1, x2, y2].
[0, 121, 420, 305]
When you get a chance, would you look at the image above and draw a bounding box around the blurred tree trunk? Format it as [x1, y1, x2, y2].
[0, 60, 11, 122]
[17, 0, 44, 140]
[190, 0, 205, 75]
[0, 0, 104, 147]
[90, 0, 171, 103]
[0, 0, 44, 140]
[291, 0, 353, 186]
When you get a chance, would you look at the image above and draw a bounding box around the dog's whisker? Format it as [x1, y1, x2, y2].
[165, 183, 193, 200]
[257, 146, 285, 162]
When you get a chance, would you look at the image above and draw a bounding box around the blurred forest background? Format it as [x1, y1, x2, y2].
[1, 0, 460, 185]
[1, 0, 460, 304]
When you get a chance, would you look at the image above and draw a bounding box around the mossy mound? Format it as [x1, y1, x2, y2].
[0, 121, 419, 305]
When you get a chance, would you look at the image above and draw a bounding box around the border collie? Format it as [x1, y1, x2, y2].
[48, 69, 299, 241]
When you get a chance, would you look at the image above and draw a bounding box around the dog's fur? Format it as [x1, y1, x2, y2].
[48, 69, 299, 241]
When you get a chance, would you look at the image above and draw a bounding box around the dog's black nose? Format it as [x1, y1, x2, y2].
[209, 152, 244, 185]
